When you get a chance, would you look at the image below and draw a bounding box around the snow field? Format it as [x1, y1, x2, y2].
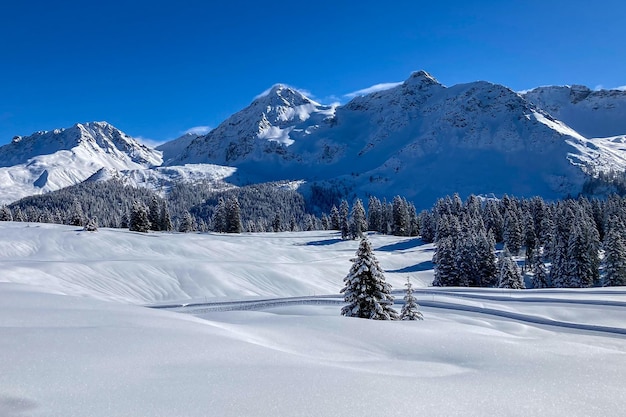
[1, 223, 626, 416]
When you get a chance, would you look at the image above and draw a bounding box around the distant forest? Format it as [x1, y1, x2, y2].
[2, 172, 626, 289]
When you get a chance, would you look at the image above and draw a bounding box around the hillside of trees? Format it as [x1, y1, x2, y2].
[2, 178, 626, 289]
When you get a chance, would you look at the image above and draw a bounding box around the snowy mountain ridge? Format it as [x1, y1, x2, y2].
[167, 71, 623, 205]
[0, 122, 163, 204]
[2, 72, 626, 206]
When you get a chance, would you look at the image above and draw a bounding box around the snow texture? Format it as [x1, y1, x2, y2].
[2, 223, 626, 417]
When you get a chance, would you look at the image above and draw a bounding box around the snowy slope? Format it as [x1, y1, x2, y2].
[523, 85, 626, 138]
[0, 122, 162, 204]
[165, 72, 608, 206]
[2, 223, 626, 417]
[85, 163, 238, 195]
[169, 84, 337, 167]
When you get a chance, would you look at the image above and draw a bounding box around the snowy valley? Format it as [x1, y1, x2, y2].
[2, 223, 626, 417]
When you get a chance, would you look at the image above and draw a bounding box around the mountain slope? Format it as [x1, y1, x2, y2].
[0, 122, 162, 204]
[166, 71, 601, 206]
[522, 85, 626, 138]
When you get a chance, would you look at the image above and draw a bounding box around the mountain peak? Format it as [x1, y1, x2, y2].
[404, 70, 440, 89]
[254, 84, 318, 107]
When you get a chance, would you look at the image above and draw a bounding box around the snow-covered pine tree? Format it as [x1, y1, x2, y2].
[418, 210, 436, 243]
[272, 213, 282, 232]
[227, 197, 243, 233]
[523, 211, 537, 271]
[160, 201, 173, 231]
[67, 199, 85, 226]
[179, 211, 196, 233]
[400, 277, 423, 320]
[454, 234, 475, 287]
[148, 195, 161, 231]
[212, 197, 227, 233]
[340, 237, 398, 320]
[330, 205, 340, 230]
[503, 209, 522, 255]
[392, 195, 410, 236]
[498, 246, 524, 289]
[367, 196, 381, 232]
[129, 201, 151, 233]
[432, 236, 458, 287]
[531, 247, 550, 288]
[0, 206, 13, 221]
[83, 218, 98, 232]
[483, 199, 504, 243]
[339, 199, 350, 240]
[476, 230, 498, 287]
[350, 198, 367, 239]
[603, 221, 626, 286]
[408, 202, 420, 236]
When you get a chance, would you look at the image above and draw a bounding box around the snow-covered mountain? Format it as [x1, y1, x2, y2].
[166, 71, 620, 206]
[85, 164, 237, 195]
[2, 72, 626, 207]
[522, 85, 626, 138]
[0, 122, 162, 204]
[168, 84, 338, 167]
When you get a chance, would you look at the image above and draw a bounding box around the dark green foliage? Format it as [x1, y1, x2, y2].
[129, 201, 151, 232]
[341, 237, 398, 320]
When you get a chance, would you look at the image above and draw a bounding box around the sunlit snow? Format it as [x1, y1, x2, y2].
[1, 223, 626, 416]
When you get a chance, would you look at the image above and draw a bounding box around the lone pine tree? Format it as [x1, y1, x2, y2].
[400, 277, 423, 321]
[341, 237, 398, 320]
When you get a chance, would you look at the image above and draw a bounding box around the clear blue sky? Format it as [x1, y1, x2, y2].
[1, 0, 624, 146]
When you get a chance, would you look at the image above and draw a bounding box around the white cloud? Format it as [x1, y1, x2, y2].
[184, 126, 212, 135]
[135, 136, 166, 148]
[344, 82, 403, 99]
[595, 84, 626, 91]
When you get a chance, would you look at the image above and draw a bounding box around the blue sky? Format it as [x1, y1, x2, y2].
[1, 0, 624, 146]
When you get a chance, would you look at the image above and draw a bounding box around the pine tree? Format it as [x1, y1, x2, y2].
[531, 247, 550, 288]
[129, 202, 151, 233]
[367, 196, 382, 232]
[0, 206, 13, 221]
[498, 247, 524, 289]
[418, 210, 436, 243]
[179, 211, 196, 233]
[603, 223, 626, 286]
[227, 197, 243, 233]
[350, 198, 367, 239]
[503, 209, 522, 255]
[83, 218, 98, 232]
[339, 199, 350, 240]
[340, 237, 399, 320]
[148, 195, 161, 231]
[330, 205, 340, 230]
[392, 195, 410, 236]
[321, 213, 330, 230]
[212, 197, 227, 233]
[400, 277, 424, 320]
[160, 201, 173, 231]
[68, 200, 85, 226]
[432, 237, 458, 287]
[476, 230, 498, 287]
[272, 213, 282, 232]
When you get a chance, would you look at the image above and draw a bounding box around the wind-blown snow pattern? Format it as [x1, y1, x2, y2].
[2, 223, 626, 417]
[0, 122, 162, 204]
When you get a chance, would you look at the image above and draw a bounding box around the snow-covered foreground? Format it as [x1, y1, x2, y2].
[1, 223, 626, 416]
